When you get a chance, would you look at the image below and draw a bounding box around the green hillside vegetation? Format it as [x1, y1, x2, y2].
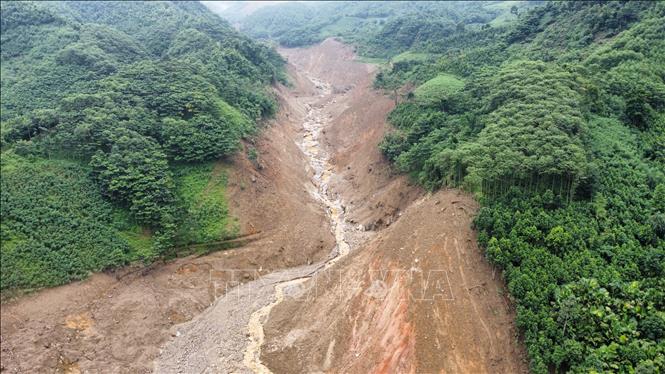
[231, 1, 542, 58]
[1, 152, 134, 289]
[413, 74, 465, 106]
[173, 162, 238, 246]
[0, 1, 283, 290]
[391, 51, 434, 64]
[377, 1, 665, 372]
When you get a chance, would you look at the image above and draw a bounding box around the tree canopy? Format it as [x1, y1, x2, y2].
[0, 1, 283, 290]
[375, 1, 664, 372]
[222, 1, 542, 57]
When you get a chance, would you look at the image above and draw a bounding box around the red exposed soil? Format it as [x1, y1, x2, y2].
[261, 192, 528, 373]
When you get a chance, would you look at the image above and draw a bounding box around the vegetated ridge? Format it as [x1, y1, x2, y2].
[216, 1, 542, 57]
[0, 1, 283, 291]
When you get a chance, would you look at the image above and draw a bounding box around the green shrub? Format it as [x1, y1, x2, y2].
[413, 73, 465, 107]
[0, 152, 147, 289]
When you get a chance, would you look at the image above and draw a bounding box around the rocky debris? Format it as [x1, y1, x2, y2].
[155, 265, 322, 374]
[157, 46, 363, 374]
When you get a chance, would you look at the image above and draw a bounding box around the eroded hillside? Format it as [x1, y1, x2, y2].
[156, 39, 526, 374]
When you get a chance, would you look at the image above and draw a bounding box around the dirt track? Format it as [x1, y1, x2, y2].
[0, 39, 527, 373]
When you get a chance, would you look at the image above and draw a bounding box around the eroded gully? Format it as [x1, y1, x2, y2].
[242, 73, 356, 373]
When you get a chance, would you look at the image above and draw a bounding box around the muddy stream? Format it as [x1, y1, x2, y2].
[243, 75, 353, 373]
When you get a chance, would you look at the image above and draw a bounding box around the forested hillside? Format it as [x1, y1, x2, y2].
[222, 1, 541, 57]
[374, 2, 664, 373]
[0, 1, 283, 290]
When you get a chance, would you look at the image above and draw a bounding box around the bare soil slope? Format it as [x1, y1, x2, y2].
[259, 39, 528, 374]
[262, 191, 528, 373]
[280, 40, 421, 232]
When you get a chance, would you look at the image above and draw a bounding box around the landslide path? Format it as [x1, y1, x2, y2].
[155, 41, 380, 373]
[1, 39, 527, 374]
[254, 40, 528, 374]
[158, 39, 528, 373]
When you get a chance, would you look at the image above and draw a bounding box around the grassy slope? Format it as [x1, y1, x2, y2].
[413, 74, 464, 106]
[173, 162, 238, 246]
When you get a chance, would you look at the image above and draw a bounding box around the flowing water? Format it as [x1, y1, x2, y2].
[243, 76, 353, 373]
[299, 76, 351, 261]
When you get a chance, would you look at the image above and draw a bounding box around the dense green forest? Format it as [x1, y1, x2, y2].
[377, 2, 665, 373]
[233, 0, 665, 372]
[0, 1, 283, 290]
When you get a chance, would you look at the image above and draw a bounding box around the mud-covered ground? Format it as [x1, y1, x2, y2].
[259, 39, 528, 374]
